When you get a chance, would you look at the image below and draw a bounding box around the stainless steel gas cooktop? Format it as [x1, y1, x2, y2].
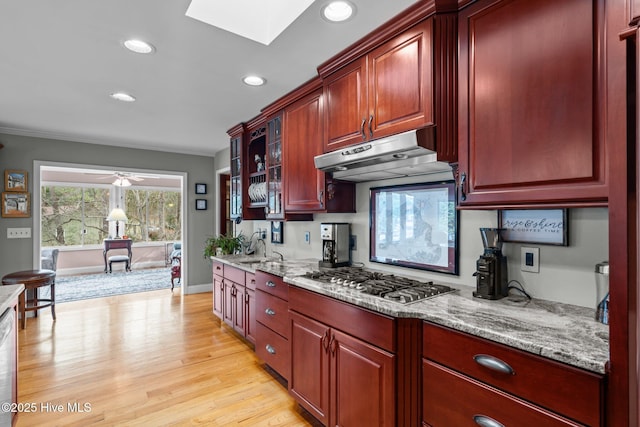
[303, 267, 457, 304]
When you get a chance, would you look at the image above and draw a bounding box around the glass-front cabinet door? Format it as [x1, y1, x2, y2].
[266, 114, 283, 219]
[229, 135, 242, 220]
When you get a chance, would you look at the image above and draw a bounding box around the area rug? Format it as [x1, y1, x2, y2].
[53, 267, 177, 303]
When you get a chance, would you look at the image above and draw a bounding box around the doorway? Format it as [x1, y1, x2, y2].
[33, 161, 187, 301]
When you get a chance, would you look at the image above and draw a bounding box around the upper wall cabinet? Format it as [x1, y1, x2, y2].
[227, 119, 266, 221]
[457, 0, 608, 208]
[321, 19, 434, 153]
[283, 88, 355, 214]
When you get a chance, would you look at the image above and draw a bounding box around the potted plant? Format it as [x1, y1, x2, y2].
[204, 232, 244, 258]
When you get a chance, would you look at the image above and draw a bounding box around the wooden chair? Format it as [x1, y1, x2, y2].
[170, 256, 181, 290]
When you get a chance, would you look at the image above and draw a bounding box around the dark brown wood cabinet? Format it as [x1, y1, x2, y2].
[457, 0, 608, 208]
[254, 271, 290, 380]
[289, 286, 396, 427]
[212, 262, 255, 345]
[422, 322, 605, 427]
[321, 19, 434, 152]
[212, 261, 224, 319]
[283, 88, 355, 214]
[227, 120, 266, 222]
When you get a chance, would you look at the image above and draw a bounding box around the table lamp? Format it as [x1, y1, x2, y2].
[107, 208, 128, 239]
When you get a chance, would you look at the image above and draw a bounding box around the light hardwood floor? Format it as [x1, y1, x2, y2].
[16, 290, 319, 426]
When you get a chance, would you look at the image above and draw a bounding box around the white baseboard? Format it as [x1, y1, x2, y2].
[183, 282, 213, 294]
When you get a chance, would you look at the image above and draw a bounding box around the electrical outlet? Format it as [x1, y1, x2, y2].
[304, 231, 311, 244]
[521, 247, 540, 273]
[350, 235, 357, 250]
[7, 227, 32, 239]
[259, 228, 266, 239]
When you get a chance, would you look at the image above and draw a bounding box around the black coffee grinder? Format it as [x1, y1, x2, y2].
[473, 228, 508, 300]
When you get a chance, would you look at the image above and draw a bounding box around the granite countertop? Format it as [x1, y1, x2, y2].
[0, 284, 24, 314]
[213, 255, 610, 374]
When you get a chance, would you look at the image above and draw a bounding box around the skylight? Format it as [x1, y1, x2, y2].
[185, 0, 316, 46]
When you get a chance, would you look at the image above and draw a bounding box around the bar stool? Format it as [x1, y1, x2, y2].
[1, 269, 56, 329]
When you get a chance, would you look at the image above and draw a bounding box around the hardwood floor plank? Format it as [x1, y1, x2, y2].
[16, 290, 317, 426]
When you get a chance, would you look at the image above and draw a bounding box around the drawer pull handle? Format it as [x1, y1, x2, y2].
[266, 281, 276, 288]
[473, 354, 514, 375]
[265, 308, 275, 316]
[266, 344, 276, 355]
[473, 415, 504, 427]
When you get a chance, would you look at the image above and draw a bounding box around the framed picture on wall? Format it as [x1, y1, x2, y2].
[1, 192, 30, 218]
[195, 183, 207, 194]
[195, 199, 207, 210]
[4, 170, 27, 192]
[271, 221, 283, 244]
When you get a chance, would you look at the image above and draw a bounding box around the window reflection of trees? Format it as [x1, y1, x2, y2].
[41, 185, 181, 246]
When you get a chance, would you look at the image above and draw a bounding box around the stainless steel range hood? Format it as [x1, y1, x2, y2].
[314, 127, 453, 182]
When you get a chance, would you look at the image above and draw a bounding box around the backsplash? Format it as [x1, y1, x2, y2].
[236, 174, 608, 309]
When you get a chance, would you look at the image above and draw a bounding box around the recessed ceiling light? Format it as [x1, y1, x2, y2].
[322, 1, 356, 22]
[123, 39, 155, 54]
[110, 92, 136, 102]
[243, 75, 266, 86]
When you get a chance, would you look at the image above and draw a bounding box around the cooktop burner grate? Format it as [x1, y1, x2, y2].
[303, 267, 457, 303]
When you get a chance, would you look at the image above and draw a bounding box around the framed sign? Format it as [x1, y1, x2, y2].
[498, 209, 568, 246]
[370, 181, 459, 275]
[195, 183, 207, 194]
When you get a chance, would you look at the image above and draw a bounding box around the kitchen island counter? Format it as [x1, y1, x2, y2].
[213, 255, 608, 374]
[0, 284, 24, 314]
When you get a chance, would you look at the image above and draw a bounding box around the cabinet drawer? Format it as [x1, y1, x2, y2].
[256, 290, 289, 338]
[290, 286, 395, 352]
[245, 272, 256, 291]
[422, 360, 583, 427]
[224, 264, 245, 285]
[212, 261, 224, 277]
[422, 322, 603, 426]
[255, 271, 289, 301]
[256, 322, 290, 380]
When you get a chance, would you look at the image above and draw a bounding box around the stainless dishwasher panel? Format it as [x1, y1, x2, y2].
[0, 308, 16, 426]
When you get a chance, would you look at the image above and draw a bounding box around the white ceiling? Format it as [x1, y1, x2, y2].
[0, 0, 417, 157]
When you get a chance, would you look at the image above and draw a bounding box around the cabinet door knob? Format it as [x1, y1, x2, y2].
[265, 308, 275, 316]
[266, 344, 276, 355]
[473, 415, 504, 427]
[473, 354, 514, 375]
[266, 281, 276, 288]
[360, 118, 366, 140]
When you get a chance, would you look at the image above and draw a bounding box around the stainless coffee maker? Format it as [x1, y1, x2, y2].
[319, 223, 351, 268]
[473, 228, 509, 300]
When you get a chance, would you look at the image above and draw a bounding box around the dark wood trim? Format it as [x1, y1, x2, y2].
[608, 2, 637, 426]
[433, 12, 458, 162]
[317, 1, 458, 77]
[262, 76, 322, 118]
[396, 318, 422, 427]
[226, 123, 245, 137]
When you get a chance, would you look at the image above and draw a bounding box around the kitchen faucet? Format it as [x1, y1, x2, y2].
[272, 251, 284, 261]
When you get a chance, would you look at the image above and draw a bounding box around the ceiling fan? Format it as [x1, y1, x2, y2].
[83, 171, 159, 186]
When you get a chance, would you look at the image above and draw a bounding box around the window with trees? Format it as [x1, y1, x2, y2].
[41, 184, 181, 247]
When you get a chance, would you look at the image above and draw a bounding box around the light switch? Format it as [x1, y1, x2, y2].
[521, 247, 539, 273]
[7, 227, 32, 239]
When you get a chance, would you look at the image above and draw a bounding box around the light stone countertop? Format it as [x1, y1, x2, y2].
[213, 255, 609, 374]
[0, 284, 24, 315]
